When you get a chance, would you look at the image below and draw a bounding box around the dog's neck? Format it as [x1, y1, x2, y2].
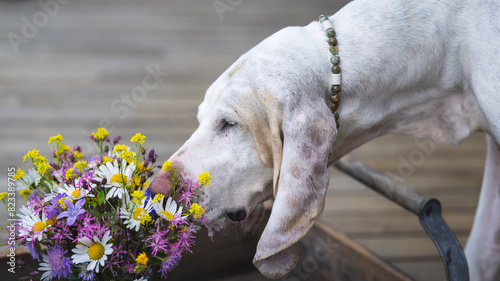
[315, 0, 486, 163]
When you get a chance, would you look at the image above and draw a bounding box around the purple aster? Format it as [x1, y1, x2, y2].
[78, 265, 95, 281]
[42, 245, 73, 279]
[158, 253, 181, 279]
[57, 198, 86, 226]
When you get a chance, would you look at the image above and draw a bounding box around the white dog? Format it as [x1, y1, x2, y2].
[151, 0, 500, 279]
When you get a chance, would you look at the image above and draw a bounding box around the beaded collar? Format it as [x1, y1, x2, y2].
[318, 15, 341, 129]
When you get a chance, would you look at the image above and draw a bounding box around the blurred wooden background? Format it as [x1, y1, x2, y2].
[0, 0, 486, 280]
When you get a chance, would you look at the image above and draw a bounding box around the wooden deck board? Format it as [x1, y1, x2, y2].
[0, 0, 486, 280]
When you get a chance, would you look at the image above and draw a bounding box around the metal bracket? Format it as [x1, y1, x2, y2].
[334, 155, 469, 281]
[418, 199, 469, 281]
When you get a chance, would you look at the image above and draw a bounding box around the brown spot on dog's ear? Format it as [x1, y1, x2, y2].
[177, 148, 187, 157]
[290, 163, 300, 179]
[228, 59, 247, 78]
[494, 229, 500, 245]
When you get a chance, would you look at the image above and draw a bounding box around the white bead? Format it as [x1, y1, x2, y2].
[332, 74, 341, 85]
[322, 20, 334, 31]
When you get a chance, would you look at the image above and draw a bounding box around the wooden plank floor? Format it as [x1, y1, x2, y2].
[0, 0, 486, 280]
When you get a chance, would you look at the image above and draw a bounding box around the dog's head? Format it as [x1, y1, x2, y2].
[150, 23, 337, 278]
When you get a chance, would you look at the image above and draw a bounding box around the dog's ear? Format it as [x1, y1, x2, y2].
[253, 103, 336, 278]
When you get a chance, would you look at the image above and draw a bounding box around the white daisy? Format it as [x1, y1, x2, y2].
[151, 196, 185, 221]
[38, 254, 53, 281]
[94, 160, 135, 199]
[45, 182, 94, 202]
[71, 230, 114, 273]
[17, 168, 41, 191]
[120, 195, 154, 231]
[18, 205, 49, 241]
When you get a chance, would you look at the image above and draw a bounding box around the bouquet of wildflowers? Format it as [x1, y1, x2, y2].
[2, 128, 210, 281]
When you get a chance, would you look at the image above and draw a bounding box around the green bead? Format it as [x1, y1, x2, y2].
[331, 65, 341, 74]
[331, 85, 341, 94]
[329, 45, 338, 55]
[328, 37, 338, 46]
[326, 28, 336, 38]
[334, 112, 340, 120]
[319, 15, 328, 23]
[330, 55, 340, 65]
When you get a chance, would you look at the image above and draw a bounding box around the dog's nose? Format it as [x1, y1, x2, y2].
[149, 169, 175, 197]
[225, 209, 247, 222]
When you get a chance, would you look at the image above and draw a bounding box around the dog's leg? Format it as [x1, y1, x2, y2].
[465, 134, 500, 281]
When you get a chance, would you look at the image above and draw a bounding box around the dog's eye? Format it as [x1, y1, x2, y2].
[221, 120, 236, 131]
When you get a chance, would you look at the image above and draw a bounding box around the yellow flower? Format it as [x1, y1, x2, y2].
[131, 190, 145, 204]
[0, 192, 8, 200]
[135, 252, 149, 266]
[119, 150, 136, 164]
[36, 161, 51, 174]
[59, 143, 72, 154]
[73, 150, 83, 160]
[113, 144, 129, 155]
[133, 176, 142, 187]
[48, 134, 63, 145]
[23, 149, 40, 162]
[20, 189, 31, 199]
[139, 213, 151, 225]
[161, 160, 172, 172]
[102, 156, 114, 164]
[190, 203, 205, 219]
[13, 169, 25, 181]
[46, 215, 58, 227]
[66, 169, 76, 180]
[130, 133, 146, 145]
[58, 197, 72, 210]
[73, 161, 88, 171]
[92, 128, 109, 141]
[198, 171, 212, 186]
[152, 194, 165, 203]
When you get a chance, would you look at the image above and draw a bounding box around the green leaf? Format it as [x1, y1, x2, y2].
[98, 190, 105, 205]
[90, 209, 101, 218]
[90, 209, 114, 218]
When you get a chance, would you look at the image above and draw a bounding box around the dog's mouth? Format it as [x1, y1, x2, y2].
[202, 207, 236, 236]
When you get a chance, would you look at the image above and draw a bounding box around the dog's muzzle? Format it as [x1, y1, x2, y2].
[225, 209, 247, 222]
